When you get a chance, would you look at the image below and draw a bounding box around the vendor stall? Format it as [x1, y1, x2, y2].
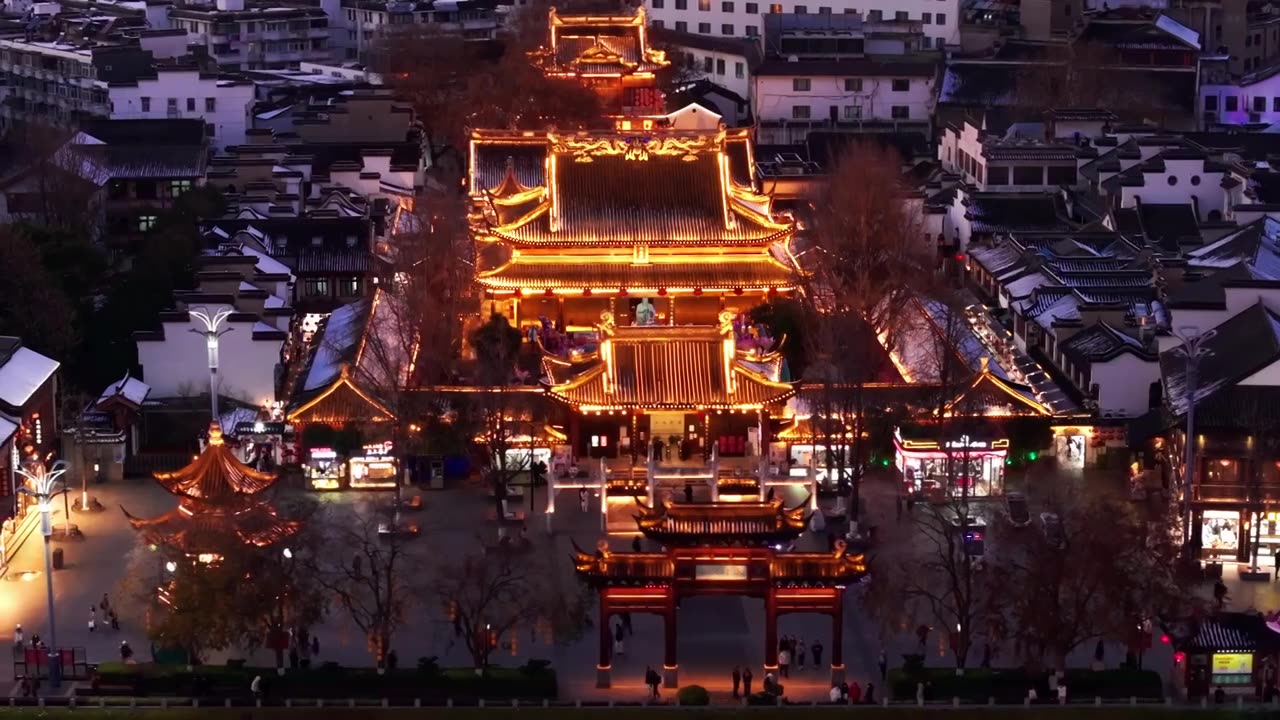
[895, 427, 1008, 499]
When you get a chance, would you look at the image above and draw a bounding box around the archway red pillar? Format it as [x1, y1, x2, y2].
[663, 608, 678, 688]
[830, 598, 845, 685]
[597, 597, 611, 688]
[764, 589, 779, 676]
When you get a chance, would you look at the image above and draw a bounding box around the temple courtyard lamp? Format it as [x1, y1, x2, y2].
[16, 459, 70, 689]
[189, 307, 234, 421]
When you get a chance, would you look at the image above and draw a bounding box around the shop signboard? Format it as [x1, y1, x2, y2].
[1212, 653, 1252, 676]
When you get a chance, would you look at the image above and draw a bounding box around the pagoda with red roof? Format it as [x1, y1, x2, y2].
[123, 422, 299, 557]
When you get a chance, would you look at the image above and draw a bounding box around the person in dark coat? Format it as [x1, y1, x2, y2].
[731, 666, 741, 698]
[742, 667, 753, 696]
[812, 640, 824, 668]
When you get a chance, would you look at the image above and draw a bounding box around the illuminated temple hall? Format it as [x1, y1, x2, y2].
[123, 422, 299, 557]
[530, 7, 669, 114]
[573, 497, 867, 688]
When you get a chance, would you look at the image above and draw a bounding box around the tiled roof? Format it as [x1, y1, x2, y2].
[124, 499, 300, 553]
[1160, 302, 1280, 416]
[152, 424, 279, 502]
[546, 325, 796, 410]
[289, 377, 394, 423]
[1060, 323, 1153, 365]
[292, 251, 373, 274]
[635, 498, 808, 543]
[477, 255, 798, 291]
[966, 194, 1075, 234]
[472, 141, 547, 194]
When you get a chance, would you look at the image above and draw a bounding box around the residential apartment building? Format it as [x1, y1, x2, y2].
[645, 0, 959, 50]
[334, 0, 500, 61]
[170, 0, 332, 70]
[752, 13, 938, 143]
[0, 38, 151, 126]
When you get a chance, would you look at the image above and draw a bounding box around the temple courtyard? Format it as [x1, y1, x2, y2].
[0, 467, 1195, 702]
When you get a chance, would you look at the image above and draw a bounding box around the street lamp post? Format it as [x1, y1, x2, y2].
[16, 459, 69, 690]
[189, 307, 234, 422]
[1172, 326, 1216, 549]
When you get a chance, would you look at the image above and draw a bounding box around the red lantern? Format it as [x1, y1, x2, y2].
[733, 288, 744, 295]
[767, 288, 778, 298]
[583, 288, 593, 296]
[693, 288, 703, 296]
[513, 288, 523, 297]
[619, 288, 628, 296]
[544, 289, 554, 297]
[658, 288, 668, 296]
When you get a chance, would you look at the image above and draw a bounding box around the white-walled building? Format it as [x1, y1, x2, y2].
[333, 0, 500, 61]
[939, 118, 1082, 191]
[1200, 59, 1280, 128]
[651, 25, 758, 111]
[108, 68, 255, 151]
[169, 0, 332, 70]
[645, 0, 959, 50]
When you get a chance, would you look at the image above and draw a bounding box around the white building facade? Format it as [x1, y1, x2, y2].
[108, 69, 255, 151]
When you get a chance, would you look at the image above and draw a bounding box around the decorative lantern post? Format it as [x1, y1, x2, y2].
[189, 307, 234, 422]
[16, 459, 69, 689]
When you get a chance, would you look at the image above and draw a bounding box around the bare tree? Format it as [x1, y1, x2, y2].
[801, 141, 933, 524]
[1013, 41, 1182, 126]
[312, 507, 415, 668]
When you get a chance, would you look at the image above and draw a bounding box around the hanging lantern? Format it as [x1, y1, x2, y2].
[733, 288, 744, 295]
[513, 289, 523, 297]
[619, 288, 628, 296]
[583, 288, 593, 296]
[693, 288, 703, 297]
[657, 288, 668, 296]
[544, 289, 554, 297]
[767, 288, 778, 298]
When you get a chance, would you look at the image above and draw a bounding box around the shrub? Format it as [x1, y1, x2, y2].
[676, 685, 711, 706]
[887, 668, 1163, 703]
[746, 691, 777, 706]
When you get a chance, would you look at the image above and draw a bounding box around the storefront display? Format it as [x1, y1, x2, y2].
[894, 429, 1008, 499]
[1201, 510, 1241, 555]
[349, 441, 398, 489]
[306, 447, 342, 491]
[788, 444, 852, 488]
[1211, 653, 1253, 686]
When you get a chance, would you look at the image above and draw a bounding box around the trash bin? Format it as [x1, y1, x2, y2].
[52, 548, 64, 570]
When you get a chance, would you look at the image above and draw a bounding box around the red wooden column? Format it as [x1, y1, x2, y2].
[663, 607, 679, 688]
[597, 595, 611, 688]
[830, 589, 846, 685]
[764, 588, 779, 676]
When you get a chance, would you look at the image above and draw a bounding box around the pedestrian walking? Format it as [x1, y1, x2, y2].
[1214, 579, 1229, 609]
[310, 636, 320, 657]
[849, 680, 862, 704]
[865, 682, 876, 705]
[579, 488, 589, 513]
[88, 607, 96, 633]
[1274, 551, 1280, 580]
[621, 611, 633, 636]
[878, 650, 888, 681]
[778, 647, 791, 678]
[796, 639, 807, 670]
[916, 624, 930, 650]
[120, 640, 133, 662]
[731, 666, 741, 698]
[613, 621, 625, 656]
[100, 593, 110, 613]
[1057, 681, 1067, 704]
[13, 624, 22, 648]
[812, 640, 824, 668]
[743, 667, 753, 696]
[916, 681, 925, 704]
[632, 536, 642, 553]
[110, 609, 120, 630]
[645, 667, 660, 698]
[683, 482, 694, 503]
[251, 675, 262, 700]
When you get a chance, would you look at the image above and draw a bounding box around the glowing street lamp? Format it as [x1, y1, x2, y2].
[189, 307, 234, 422]
[15, 459, 68, 689]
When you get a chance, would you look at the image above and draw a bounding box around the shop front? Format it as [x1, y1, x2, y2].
[894, 428, 1008, 499]
[305, 446, 343, 490]
[350, 441, 399, 489]
[232, 421, 293, 471]
[1172, 613, 1280, 699]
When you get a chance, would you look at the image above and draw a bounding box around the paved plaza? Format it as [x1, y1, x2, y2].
[0, 463, 1264, 702]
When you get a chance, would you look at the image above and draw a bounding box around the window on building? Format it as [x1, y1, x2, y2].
[769, 2, 782, 11]
[1226, 95, 1239, 112]
[735, 61, 744, 78]
[137, 215, 158, 232]
[1191, 175, 1202, 186]
[1012, 166, 1043, 184]
[1256, 96, 1268, 112]
[935, 36, 945, 49]
[652, 18, 664, 27]
[746, 2, 757, 11]
[653, 0, 664, 8]
[170, 180, 192, 197]
[716, 58, 726, 73]
[699, 22, 711, 32]
[1046, 165, 1077, 185]
[704, 56, 714, 72]
[676, 0, 687, 10]
[987, 166, 1009, 185]
[676, 20, 688, 30]
[845, 78, 863, 92]
[794, 4, 807, 11]
[135, 180, 156, 199]
[936, 12, 945, 24]
[868, 9, 881, 20]
[842, 105, 861, 119]
[1167, 175, 1179, 186]
[205, 97, 216, 112]
[792, 104, 811, 119]
[890, 105, 909, 119]
[699, 0, 710, 10]
[895, 10, 908, 20]
[1274, 97, 1280, 112]
[793, 77, 811, 91]
[140, 96, 151, 112]
[303, 278, 330, 297]
[184, 97, 194, 112]
[922, 12, 931, 23]
[891, 78, 910, 91]
[1204, 95, 1218, 111]
[721, 23, 734, 34]
[819, 6, 831, 13]
[722, 1, 734, 10]
[746, 24, 758, 35]
[338, 277, 362, 297]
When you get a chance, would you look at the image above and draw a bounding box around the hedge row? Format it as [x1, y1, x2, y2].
[888, 668, 1163, 703]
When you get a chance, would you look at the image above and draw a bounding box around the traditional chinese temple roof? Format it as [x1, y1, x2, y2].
[151, 423, 279, 502]
[123, 499, 300, 553]
[544, 312, 796, 411]
[532, 7, 669, 79]
[632, 496, 808, 546]
[571, 541, 866, 586]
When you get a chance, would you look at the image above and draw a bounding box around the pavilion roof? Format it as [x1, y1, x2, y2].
[633, 497, 808, 545]
[532, 7, 669, 78]
[544, 313, 796, 411]
[151, 423, 279, 502]
[123, 499, 300, 553]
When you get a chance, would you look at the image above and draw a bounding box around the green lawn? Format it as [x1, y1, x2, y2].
[0, 708, 1273, 719]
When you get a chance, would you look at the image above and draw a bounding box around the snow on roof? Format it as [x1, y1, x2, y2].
[302, 301, 367, 392]
[265, 294, 287, 309]
[239, 281, 256, 292]
[253, 321, 279, 334]
[0, 347, 59, 408]
[219, 406, 258, 433]
[1156, 14, 1200, 50]
[96, 373, 151, 407]
[239, 244, 294, 278]
[1005, 272, 1051, 300]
